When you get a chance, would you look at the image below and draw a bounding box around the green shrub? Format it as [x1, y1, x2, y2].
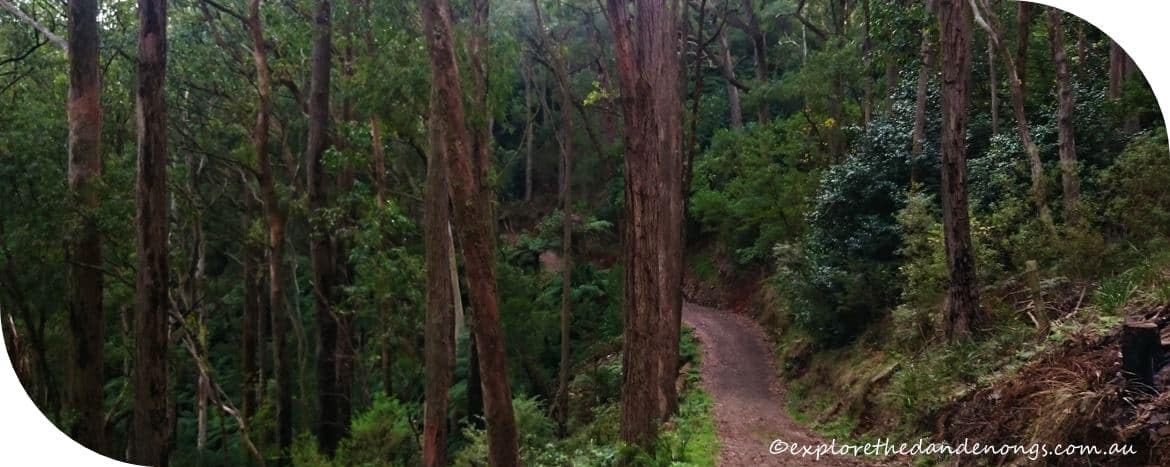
[336, 396, 417, 466]
[690, 118, 818, 265]
[453, 396, 556, 466]
[1097, 128, 1170, 244]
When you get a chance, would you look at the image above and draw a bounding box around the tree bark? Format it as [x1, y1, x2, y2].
[938, 0, 979, 339]
[718, 27, 742, 129]
[467, 0, 493, 200]
[422, 87, 456, 467]
[420, 1, 521, 465]
[247, 0, 293, 459]
[605, 0, 686, 448]
[739, 0, 768, 122]
[523, 62, 535, 202]
[132, 0, 171, 463]
[241, 201, 260, 427]
[1048, 8, 1080, 226]
[304, 0, 344, 455]
[912, 17, 934, 159]
[1108, 40, 1128, 99]
[65, 0, 105, 454]
[1015, 1, 1032, 96]
[861, 0, 874, 128]
[988, 37, 998, 134]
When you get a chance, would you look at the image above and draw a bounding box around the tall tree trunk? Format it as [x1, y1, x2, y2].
[861, 0, 874, 127]
[466, 332, 483, 428]
[1015, 2, 1032, 97]
[523, 62, 535, 202]
[937, 0, 979, 339]
[370, 117, 395, 398]
[65, 0, 105, 454]
[973, 0, 1053, 228]
[467, 0, 493, 199]
[241, 200, 260, 427]
[1122, 53, 1139, 134]
[132, 0, 171, 463]
[718, 28, 742, 129]
[1108, 40, 1127, 99]
[988, 36, 998, 134]
[740, 0, 768, 122]
[421, 88, 456, 467]
[333, 4, 357, 439]
[247, 0, 293, 459]
[1048, 8, 1079, 225]
[305, 0, 343, 455]
[605, 0, 685, 448]
[912, 17, 934, 159]
[420, 1, 522, 465]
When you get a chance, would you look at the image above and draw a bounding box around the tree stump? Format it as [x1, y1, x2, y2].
[1122, 321, 1161, 394]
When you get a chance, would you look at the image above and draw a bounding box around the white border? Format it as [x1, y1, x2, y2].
[1, 1, 1167, 465]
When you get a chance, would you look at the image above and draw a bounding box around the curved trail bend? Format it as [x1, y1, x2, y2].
[683, 302, 861, 466]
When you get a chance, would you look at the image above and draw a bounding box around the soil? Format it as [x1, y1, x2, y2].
[684, 301, 863, 466]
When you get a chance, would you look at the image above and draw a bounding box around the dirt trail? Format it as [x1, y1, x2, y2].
[684, 301, 861, 466]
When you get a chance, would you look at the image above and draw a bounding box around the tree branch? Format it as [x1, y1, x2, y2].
[0, 0, 67, 52]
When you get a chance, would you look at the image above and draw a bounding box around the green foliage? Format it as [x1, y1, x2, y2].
[773, 102, 940, 345]
[291, 396, 417, 467]
[337, 396, 418, 466]
[453, 396, 556, 466]
[690, 119, 818, 264]
[1097, 128, 1170, 244]
[895, 190, 1003, 311]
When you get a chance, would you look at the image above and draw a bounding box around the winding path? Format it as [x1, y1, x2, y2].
[683, 302, 860, 466]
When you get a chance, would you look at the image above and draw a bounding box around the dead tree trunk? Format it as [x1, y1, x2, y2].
[132, 0, 171, 464]
[938, 0, 979, 339]
[420, 0, 521, 465]
[65, 0, 105, 454]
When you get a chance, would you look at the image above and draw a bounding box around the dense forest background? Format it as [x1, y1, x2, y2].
[1, 0, 1167, 465]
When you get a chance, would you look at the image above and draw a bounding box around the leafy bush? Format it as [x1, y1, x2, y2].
[336, 396, 418, 466]
[690, 118, 818, 265]
[775, 103, 940, 345]
[1097, 128, 1170, 244]
[453, 396, 556, 466]
[291, 396, 418, 467]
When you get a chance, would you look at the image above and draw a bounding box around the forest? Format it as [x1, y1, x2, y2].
[0, 0, 1167, 465]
